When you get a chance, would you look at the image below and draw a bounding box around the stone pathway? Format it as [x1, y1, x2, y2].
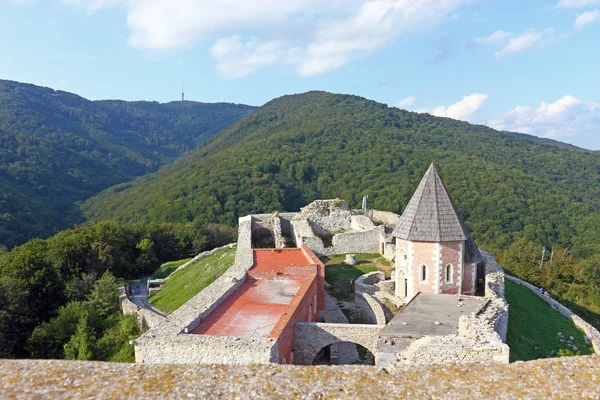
[129, 280, 166, 317]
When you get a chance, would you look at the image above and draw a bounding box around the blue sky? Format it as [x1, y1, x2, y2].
[1, 0, 599, 150]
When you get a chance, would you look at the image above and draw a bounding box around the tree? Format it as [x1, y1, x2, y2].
[26, 301, 89, 359]
[136, 238, 158, 272]
[503, 238, 543, 286]
[87, 271, 120, 319]
[64, 316, 96, 361]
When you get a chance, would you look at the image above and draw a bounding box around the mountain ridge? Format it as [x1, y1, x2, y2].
[0, 79, 256, 247]
[82, 90, 600, 259]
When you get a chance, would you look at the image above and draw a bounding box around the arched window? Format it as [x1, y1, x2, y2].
[446, 264, 453, 283]
[420, 265, 427, 282]
[398, 248, 408, 266]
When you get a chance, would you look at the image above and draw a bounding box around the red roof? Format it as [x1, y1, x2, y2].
[191, 247, 320, 338]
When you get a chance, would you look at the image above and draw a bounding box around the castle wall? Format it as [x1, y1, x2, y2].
[294, 226, 382, 257]
[134, 217, 256, 364]
[294, 323, 384, 365]
[273, 276, 319, 364]
[120, 294, 165, 331]
[355, 292, 387, 325]
[369, 210, 401, 226]
[134, 335, 279, 365]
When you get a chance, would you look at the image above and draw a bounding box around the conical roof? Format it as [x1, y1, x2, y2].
[393, 163, 470, 243]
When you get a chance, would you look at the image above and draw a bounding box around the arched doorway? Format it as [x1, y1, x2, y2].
[312, 341, 375, 365]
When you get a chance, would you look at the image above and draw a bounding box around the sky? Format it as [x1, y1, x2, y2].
[1, 0, 599, 150]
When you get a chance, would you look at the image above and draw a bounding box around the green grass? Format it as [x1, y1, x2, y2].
[323, 253, 392, 302]
[149, 247, 236, 314]
[151, 258, 191, 279]
[505, 279, 594, 362]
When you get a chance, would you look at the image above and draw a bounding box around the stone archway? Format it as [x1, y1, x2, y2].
[312, 341, 375, 365]
[294, 322, 383, 365]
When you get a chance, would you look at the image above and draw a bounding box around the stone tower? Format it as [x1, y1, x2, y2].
[392, 163, 482, 299]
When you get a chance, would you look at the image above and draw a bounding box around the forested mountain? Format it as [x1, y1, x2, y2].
[0, 80, 255, 247]
[84, 91, 600, 259]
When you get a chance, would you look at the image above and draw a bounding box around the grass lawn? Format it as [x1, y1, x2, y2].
[151, 258, 191, 279]
[505, 279, 594, 362]
[323, 253, 392, 302]
[149, 246, 236, 314]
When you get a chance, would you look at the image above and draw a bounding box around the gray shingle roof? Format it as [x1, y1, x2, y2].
[393, 164, 482, 262]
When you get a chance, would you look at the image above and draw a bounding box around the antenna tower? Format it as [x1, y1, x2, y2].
[181, 82, 184, 101]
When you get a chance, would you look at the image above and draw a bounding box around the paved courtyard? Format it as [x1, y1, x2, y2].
[380, 293, 486, 338]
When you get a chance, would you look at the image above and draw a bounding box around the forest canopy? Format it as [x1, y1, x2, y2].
[0, 80, 255, 247]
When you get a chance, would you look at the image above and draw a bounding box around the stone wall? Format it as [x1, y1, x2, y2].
[387, 250, 510, 365]
[120, 294, 165, 331]
[167, 243, 237, 278]
[294, 322, 385, 365]
[300, 199, 352, 235]
[505, 275, 600, 354]
[369, 210, 401, 226]
[355, 292, 387, 325]
[297, 228, 383, 257]
[134, 217, 257, 364]
[135, 335, 278, 365]
[355, 271, 395, 297]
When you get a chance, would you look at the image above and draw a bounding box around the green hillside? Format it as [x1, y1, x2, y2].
[0, 80, 255, 247]
[83, 91, 600, 259]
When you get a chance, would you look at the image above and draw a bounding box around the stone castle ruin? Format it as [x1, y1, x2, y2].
[133, 163, 510, 366]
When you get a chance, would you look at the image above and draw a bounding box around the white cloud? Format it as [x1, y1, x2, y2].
[486, 95, 600, 142]
[555, 0, 600, 8]
[58, 0, 473, 78]
[494, 29, 557, 58]
[210, 36, 288, 79]
[575, 9, 600, 29]
[395, 96, 416, 109]
[475, 30, 512, 45]
[421, 93, 489, 121]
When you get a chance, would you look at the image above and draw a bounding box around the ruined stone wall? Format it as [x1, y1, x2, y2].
[300, 199, 352, 235]
[370, 210, 401, 226]
[355, 292, 387, 325]
[120, 294, 165, 331]
[294, 322, 385, 365]
[396, 334, 509, 365]
[355, 271, 394, 297]
[504, 275, 600, 354]
[134, 335, 279, 365]
[292, 222, 382, 257]
[350, 215, 375, 231]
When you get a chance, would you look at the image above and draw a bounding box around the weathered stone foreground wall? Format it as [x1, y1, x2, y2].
[505, 275, 600, 354]
[3, 357, 600, 399]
